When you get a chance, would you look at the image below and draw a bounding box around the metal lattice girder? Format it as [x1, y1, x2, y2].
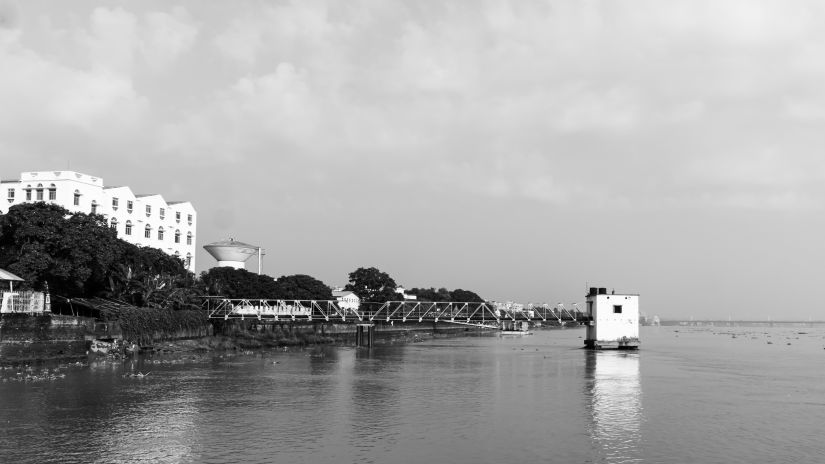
[202, 298, 588, 325]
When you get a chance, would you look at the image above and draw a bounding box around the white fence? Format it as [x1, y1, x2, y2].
[0, 291, 48, 314]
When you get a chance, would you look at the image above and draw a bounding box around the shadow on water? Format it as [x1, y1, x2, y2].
[584, 350, 644, 464]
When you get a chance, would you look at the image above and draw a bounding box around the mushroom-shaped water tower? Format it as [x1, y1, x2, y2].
[203, 238, 264, 272]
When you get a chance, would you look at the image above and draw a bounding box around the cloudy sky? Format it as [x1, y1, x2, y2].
[2, 0, 824, 320]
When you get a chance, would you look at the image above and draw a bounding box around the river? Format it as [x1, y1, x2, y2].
[1, 325, 824, 463]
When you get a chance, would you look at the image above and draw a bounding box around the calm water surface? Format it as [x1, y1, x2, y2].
[2, 326, 825, 463]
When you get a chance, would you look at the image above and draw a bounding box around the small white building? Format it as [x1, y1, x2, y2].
[332, 290, 360, 311]
[584, 287, 640, 349]
[0, 171, 198, 271]
[394, 287, 417, 301]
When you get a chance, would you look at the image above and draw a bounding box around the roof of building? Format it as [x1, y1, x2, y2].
[1, 179, 19, 183]
[167, 201, 190, 205]
[103, 186, 124, 189]
[0, 269, 24, 281]
[204, 238, 259, 248]
[333, 290, 358, 298]
[135, 193, 159, 198]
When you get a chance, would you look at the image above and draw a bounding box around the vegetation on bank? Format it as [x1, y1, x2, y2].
[0, 203, 488, 345]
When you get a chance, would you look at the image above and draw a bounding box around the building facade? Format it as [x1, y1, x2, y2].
[0, 171, 197, 272]
[584, 287, 640, 349]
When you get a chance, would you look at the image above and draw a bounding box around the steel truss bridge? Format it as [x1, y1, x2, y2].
[203, 298, 589, 328]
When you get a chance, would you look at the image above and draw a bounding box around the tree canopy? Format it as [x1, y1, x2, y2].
[0, 202, 195, 308]
[407, 287, 485, 303]
[273, 274, 333, 300]
[200, 267, 279, 299]
[344, 267, 398, 303]
[199, 268, 332, 301]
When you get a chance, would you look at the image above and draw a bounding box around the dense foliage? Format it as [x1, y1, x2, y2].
[200, 268, 332, 301]
[344, 267, 399, 303]
[406, 287, 485, 302]
[0, 203, 197, 309]
[200, 267, 279, 299]
[97, 305, 209, 345]
[272, 274, 333, 300]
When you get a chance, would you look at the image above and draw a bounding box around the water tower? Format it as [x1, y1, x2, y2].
[203, 238, 264, 273]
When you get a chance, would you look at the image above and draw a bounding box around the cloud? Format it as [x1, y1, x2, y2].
[77, 6, 197, 73]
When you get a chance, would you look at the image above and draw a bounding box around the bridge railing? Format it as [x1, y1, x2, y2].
[203, 298, 587, 325]
[203, 298, 356, 322]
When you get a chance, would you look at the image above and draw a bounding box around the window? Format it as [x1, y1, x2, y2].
[127, 200, 133, 213]
[125, 221, 132, 235]
[187, 214, 193, 225]
[159, 208, 165, 220]
[176, 211, 181, 223]
[110, 218, 118, 230]
[112, 197, 119, 210]
[145, 205, 151, 217]
[48, 184, 56, 201]
[613, 305, 623, 314]
[144, 224, 152, 238]
[158, 226, 164, 240]
[174, 230, 181, 244]
[185, 253, 192, 268]
[36, 184, 44, 201]
[90, 200, 98, 215]
[186, 232, 192, 245]
[7, 189, 14, 202]
[73, 190, 80, 206]
[25, 186, 32, 201]
[174, 251, 181, 259]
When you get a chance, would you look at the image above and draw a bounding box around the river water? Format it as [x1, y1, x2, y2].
[1, 325, 824, 463]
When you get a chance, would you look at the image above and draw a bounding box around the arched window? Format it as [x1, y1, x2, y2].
[48, 184, 56, 201]
[174, 230, 181, 244]
[125, 220, 133, 235]
[144, 224, 152, 239]
[174, 251, 181, 259]
[185, 253, 192, 268]
[186, 232, 193, 245]
[110, 218, 118, 230]
[90, 200, 98, 215]
[73, 190, 80, 206]
[25, 185, 32, 201]
[157, 226, 164, 240]
[36, 183, 44, 201]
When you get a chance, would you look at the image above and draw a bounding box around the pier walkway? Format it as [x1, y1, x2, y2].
[203, 298, 588, 327]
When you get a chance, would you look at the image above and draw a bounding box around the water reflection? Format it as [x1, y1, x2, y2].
[584, 350, 643, 464]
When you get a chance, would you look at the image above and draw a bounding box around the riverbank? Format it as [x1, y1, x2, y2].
[1, 313, 508, 364]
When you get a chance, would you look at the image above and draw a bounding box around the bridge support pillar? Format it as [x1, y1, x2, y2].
[356, 324, 375, 347]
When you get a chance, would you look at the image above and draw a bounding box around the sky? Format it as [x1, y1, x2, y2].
[1, 0, 824, 320]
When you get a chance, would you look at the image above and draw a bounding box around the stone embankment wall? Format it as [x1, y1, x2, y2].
[0, 314, 93, 362]
[214, 319, 489, 347]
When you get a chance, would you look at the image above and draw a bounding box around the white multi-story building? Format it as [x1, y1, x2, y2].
[0, 171, 197, 272]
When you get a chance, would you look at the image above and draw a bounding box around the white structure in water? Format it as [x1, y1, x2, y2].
[584, 287, 640, 349]
[0, 171, 197, 271]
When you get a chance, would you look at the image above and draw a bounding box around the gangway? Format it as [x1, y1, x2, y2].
[203, 298, 589, 327]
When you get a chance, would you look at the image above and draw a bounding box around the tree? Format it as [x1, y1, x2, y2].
[272, 274, 333, 300]
[0, 202, 198, 309]
[199, 267, 279, 299]
[451, 289, 485, 303]
[0, 203, 120, 296]
[407, 287, 485, 303]
[344, 267, 398, 303]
